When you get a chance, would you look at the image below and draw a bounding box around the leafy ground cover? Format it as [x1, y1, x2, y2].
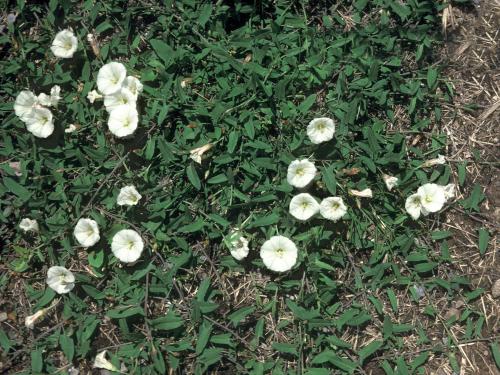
[0, 0, 498, 374]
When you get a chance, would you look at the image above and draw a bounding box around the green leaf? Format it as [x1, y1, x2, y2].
[31, 348, 43, 373]
[478, 228, 490, 255]
[106, 306, 144, 319]
[60, 333, 75, 361]
[227, 306, 255, 327]
[150, 39, 174, 67]
[427, 68, 438, 89]
[3, 177, 31, 202]
[196, 321, 213, 355]
[272, 342, 298, 356]
[311, 350, 357, 372]
[491, 342, 500, 369]
[286, 299, 320, 321]
[298, 94, 317, 114]
[151, 310, 184, 331]
[186, 164, 201, 190]
[359, 340, 383, 365]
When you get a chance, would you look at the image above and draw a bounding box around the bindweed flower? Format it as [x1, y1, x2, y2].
[51, 29, 78, 58]
[260, 235, 298, 272]
[319, 197, 347, 222]
[25, 308, 48, 329]
[97, 62, 127, 95]
[104, 88, 136, 113]
[86, 33, 100, 57]
[190, 143, 213, 164]
[24, 107, 54, 138]
[14, 90, 38, 121]
[38, 86, 61, 107]
[417, 183, 446, 215]
[383, 174, 398, 191]
[444, 184, 456, 201]
[405, 193, 423, 220]
[287, 159, 316, 188]
[226, 231, 250, 261]
[349, 188, 373, 198]
[87, 90, 103, 104]
[289, 193, 319, 221]
[108, 105, 138, 138]
[46, 266, 75, 294]
[117, 185, 142, 206]
[73, 218, 100, 248]
[19, 218, 39, 232]
[93, 351, 120, 372]
[306, 117, 335, 144]
[25, 299, 59, 329]
[122, 76, 143, 98]
[111, 229, 144, 263]
[422, 154, 446, 168]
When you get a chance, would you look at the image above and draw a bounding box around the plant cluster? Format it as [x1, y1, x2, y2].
[0, 1, 488, 374]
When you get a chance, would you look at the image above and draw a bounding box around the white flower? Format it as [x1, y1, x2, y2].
[104, 88, 136, 113]
[226, 231, 250, 260]
[65, 124, 78, 133]
[190, 144, 213, 164]
[97, 62, 127, 95]
[24, 107, 54, 138]
[73, 218, 100, 248]
[117, 185, 142, 206]
[87, 90, 103, 104]
[38, 86, 62, 107]
[19, 218, 39, 232]
[306, 117, 335, 144]
[260, 235, 298, 273]
[422, 154, 446, 168]
[349, 188, 373, 198]
[111, 229, 144, 263]
[46, 266, 75, 294]
[25, 299, 58, 329]
[289, 193, 319, 221]
[14, 90, 38, 121]
[93, 351, 120, 372]
[405, 193, 423, 220]
[50, 29, 78, 58]
[417, 183, 446, 215]
[25, 308, 48, 329]
[122, 76, 143, 98]
[444, 184, 455, 201]
[108, 105, 138, 138]
[383, 174, 398, 191]
[287, 159, 316, 188]
[319, 197, 347, 222]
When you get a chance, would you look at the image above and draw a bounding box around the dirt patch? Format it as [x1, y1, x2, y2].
[437, 0, 500, 373]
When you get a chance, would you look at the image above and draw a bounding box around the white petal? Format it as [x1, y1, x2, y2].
[108, 105, 138, 138]
[260, 236, 298, 272]
[25, 107, 54, 138]
[289, 193, 319, 221]
[306, 117, 335, 144]
[97, 62, 127, 95]
[319, 197, 347, 221]
[51, 30, 78, 58]
[14, 90, 38, 121]
[111, 229, 144, 263]
[46, 266, 75, 294]
[74, 218, 100, 247]
[117, 185, 142, 206]
[286, 159, 317, 188]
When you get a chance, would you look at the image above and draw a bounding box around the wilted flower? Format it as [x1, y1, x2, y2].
[444, 184, 455, 201]
[117, 185, 142, 206]
[190, 143, 213, 164]
[97, 62, 127, 95]
[87, 90, 103, 104]
[383, 174, 398, 191]
[73, 218, 100, 248]
[289, 193, 319, 221]
[122, 76, 143, 98]
[46, 266, 75, 294]
[287, 159, 317, 188]
[226, 231, 250, 261]
[422, 154, 446, 168]
[51, 29, 78, 58]
[25, 299, 59, 329]
[93, 351, 120, 372]
[65, 124, 78, 133]
[86, 33, 100, 57]
[38, 86, 61, 107]
[14, 90, 38, 121]
[417, 183, 446, 215]
[108, 105, 138, 138]
[24, 107, 54, 138]
[405, 193, 423, 220]
[319, 197, 347, 222]
[306, 117, 335, 144]
[19, 218, 39, 232]
[104, 88, 136, 113]
[260, 235, 298, 272]
[111, 229, 144, 263]
[349, 188, 373, 198]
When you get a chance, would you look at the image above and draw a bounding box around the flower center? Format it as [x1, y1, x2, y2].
[300, 201, 309, 209]
[425, 195, 433, 203]
[275, 248, 285, 257]
[331, 202, 339, 210]
[316, 122, 325, 132]
[295, 167, 305, 176]
[128, 240, 135, 249]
